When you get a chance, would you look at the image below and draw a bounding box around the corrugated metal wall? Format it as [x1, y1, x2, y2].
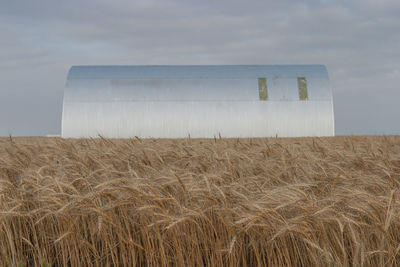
[62, 65, 334, 138]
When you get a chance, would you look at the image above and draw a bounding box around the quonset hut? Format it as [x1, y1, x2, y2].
[61, 65, 334, 138]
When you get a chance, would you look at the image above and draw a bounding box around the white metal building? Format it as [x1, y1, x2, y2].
[61, 65, 334, 138]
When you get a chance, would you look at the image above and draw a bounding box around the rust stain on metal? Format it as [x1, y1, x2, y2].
[297, 77, 308, 100]
[258, 78, 268, 101]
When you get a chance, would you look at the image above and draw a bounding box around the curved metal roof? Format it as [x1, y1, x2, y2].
[62, 65, 334, 138]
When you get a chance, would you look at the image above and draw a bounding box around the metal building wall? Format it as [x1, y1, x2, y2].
[62, 65, 334, 138]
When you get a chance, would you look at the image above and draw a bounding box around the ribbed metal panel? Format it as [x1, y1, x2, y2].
[62, 65, 334, 138]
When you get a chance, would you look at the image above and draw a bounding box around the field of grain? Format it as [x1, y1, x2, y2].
[0, 136, 399, 266]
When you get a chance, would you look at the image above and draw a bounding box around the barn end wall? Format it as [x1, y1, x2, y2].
[62, 65, 334, 138]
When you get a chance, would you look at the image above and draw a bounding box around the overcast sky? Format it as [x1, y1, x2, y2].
[0, 0, 399, 136]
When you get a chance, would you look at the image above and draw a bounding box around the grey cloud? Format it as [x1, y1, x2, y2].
[0, 0, 399, 135]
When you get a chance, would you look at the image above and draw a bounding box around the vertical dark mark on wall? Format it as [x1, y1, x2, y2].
[258, 78, 268, 101]
[297, 77, 308, 100]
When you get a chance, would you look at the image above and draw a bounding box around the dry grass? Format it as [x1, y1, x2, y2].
[0, 136, 400, 266]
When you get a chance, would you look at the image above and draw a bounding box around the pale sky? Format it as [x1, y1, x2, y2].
[1, 0, 399, 136]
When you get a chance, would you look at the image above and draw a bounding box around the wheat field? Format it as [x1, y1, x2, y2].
[0, 136, 399, 266]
